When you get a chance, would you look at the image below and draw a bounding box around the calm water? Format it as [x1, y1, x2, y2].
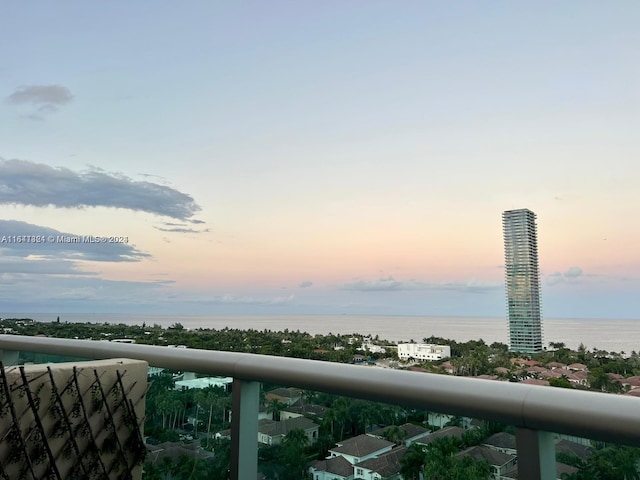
[2, 313, 638, 354]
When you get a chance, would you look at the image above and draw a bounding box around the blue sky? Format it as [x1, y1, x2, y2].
[1, 2, 639, 318]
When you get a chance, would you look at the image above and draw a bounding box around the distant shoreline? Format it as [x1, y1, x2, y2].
[1, 313, 638, 354]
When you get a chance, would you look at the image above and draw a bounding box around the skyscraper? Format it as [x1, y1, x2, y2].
[502, 208, 543, 353]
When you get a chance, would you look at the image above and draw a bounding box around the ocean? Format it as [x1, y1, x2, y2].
[1, 313, 638, 354]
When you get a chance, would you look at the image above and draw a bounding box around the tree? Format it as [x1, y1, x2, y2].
[549, 377, 574, 389]
[266, 398, 286, 421]
[278, 429, 311, 480]
[381, 425, 408, 446]
[581, 444, 640, 480]
[176, 454, 212, 480]
[400, 444, 427, 480]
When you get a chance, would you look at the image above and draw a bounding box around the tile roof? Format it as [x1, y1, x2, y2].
[546, 362, 567, 369]
[284, 399, 328, 417]
[483, 432, 516, 450]
[355, 446, 407, 476]
[622, 376, 640, 387]
[502, 461, 579, 479]
[416, 426, 466, 445]
[258, 417, 319, 437]
[310, 455, 353, 477]
[567, 363, 588, 371]
[266, 387, 302, 398]
[368, 423, 429, 440]
[555, 439, 593, 460]
[519, 378, 550, 386]
[456, 445, 515, 467]
[331, 434, 394, 458]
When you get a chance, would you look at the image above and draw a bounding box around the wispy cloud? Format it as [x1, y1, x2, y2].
[299, 281, 313, 288]
[0, 220, 149, 262]
[342, 276, 501, 293]
[0, 275, 173, 309]
[6, 85, 73, 106]
[0, 159, 202, 221]
[5, 85, 73, 120]
[547, 266, 585, 285]
[182, 293, 296, 306]
[154, 221, 209, 234]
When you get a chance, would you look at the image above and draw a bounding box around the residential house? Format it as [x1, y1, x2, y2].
[367, 423, 430, 446]
[455, 445, 516, 480]
[309, 456, 354, 480]
[555, 439, 593, 461]
[280, 398, 328, 421]
[329, 435, 395, 465]
[482, 432, 517, 456]
[426, 413, 472, 429]
[415, 426, 466, 446]
[519, 378, 550, 386]
[353, 446, 406, 480]
[257, 417, 319, 446]
[502, 462, 579, 480]
[264, 387, 302, 406]
[567, 363, 588, 372]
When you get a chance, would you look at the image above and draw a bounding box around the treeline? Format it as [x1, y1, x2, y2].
[1, 318, 387, 363]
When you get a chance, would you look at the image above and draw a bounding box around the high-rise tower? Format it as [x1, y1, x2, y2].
[502, 208, 543, 353]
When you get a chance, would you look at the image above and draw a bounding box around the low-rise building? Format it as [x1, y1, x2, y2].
[257, 417, 319, 446]
[482, 432, 517, 456]
[329, 435, 395, 464]
[397, 343, 451, 361]
[368, 423, 430, 446]
[354, 446, 406, 480]
[309, 456, 353, 480]
[456, 445, 516, 480]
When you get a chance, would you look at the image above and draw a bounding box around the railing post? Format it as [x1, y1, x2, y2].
[516, 428, 555, 480]
[230, 379, 259, 480]
[0, 349, 19, 366]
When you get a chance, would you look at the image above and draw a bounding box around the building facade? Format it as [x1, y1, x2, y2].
[502, 208, 543, 353]
[397, 343, 451, 361]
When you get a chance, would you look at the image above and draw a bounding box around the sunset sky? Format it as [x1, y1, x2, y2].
[1, 2, 638, 318]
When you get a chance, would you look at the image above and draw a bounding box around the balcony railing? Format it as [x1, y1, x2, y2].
[2, 334, 639, 480]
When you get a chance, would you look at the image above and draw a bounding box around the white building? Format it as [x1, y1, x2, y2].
[358, 342, 386, 354]
[397, 343, 450, 361]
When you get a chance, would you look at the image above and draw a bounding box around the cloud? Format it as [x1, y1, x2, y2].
[154, 227, 209, 233]
[0, 220, 175, 312]
[564, 267, 583, 278]
[0, 258, 96, 275]
[0, 275, 173, 309]
[6, 85, 73, 106]
[547, 266, 585, 285]
[0, 159, 202, 221]
[215, 294, 296, 305]
[0, 220, 150, 262]
[299, 281, 313, 288]
[342, 276, 405, 291]
[342, 276, 501, 293]
[6, 85, 73, 120]
[154, 221, 209, 234]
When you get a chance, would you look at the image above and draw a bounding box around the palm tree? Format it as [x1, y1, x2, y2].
[400, 444, 427, 480]
[266, 398, 286, 421]
[381, 425, 408, 446]
[280, 429, 311, 480]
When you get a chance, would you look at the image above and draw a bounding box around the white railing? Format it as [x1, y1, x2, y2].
[2, 334, 639, 480]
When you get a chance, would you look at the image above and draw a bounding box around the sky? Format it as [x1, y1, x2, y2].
[0, 2, 638, 318]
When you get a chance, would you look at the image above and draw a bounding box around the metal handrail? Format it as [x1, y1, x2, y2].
[1, 334, 639, 446]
